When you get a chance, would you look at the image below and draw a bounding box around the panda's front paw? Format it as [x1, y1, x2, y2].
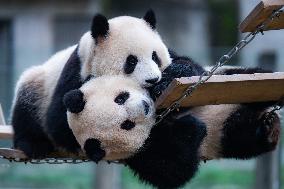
[257, 112, 281, 149]
[84, 138, 106, 163]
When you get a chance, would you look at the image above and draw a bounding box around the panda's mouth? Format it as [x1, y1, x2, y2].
[142, 100, 150, 115]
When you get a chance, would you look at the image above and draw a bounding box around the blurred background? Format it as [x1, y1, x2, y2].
[0, 0, 283, 188]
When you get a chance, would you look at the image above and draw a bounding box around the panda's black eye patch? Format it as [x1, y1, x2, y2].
[114, 92, 130, 105]
[152, 51, 161, 67]
[121, 120, 136, 130]
[124, 55, 138, 74]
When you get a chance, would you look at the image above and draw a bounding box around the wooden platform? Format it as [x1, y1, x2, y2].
[156, 72, 284, 109]
[240, 0, 284, 32]
[0, 148, 88, 160]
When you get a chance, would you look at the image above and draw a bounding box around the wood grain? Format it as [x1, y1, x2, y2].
[239, 0, 284, 32]
[156, 72, 284, 109]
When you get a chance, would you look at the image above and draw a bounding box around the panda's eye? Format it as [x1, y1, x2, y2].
[121, 120, 136, 130]
[124, 55, 138, 74]
[152, 51, 161, 67]
[114, 92, 130, 105]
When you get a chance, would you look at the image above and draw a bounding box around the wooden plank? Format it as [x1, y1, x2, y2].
[0, 125, 13, 139]
[0, 148, 88, 160]
[0, 104, 6, 125]
[156, 72, 284, 109]
[240, 0, 284, 32]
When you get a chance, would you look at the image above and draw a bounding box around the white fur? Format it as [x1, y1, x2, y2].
[12, 45, 77, 126]
[78, 16, 171, 86]
[189, 104, 239, 159]
[67, 76, 155, 160]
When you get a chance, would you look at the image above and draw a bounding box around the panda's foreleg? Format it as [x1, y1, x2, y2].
[12, 85, 55, 158]
[46, 48, 82, 153]
[125, 113, 206, 189]
[221, 102, 281, 159]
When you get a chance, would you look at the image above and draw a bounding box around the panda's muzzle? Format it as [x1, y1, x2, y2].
[142, 100, 150, 115]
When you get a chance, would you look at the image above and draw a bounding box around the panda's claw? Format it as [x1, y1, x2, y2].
[258, 112, 281, 148]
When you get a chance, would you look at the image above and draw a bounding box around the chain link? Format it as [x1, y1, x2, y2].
[155, 8, 284, 125]
[0, 155, 91, 164]
[1, 9, 283, 164]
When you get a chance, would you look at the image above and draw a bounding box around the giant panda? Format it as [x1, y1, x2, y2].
[11, 10, 171, 157]
[63, 76, 207, 189]
[63, 75, 157, 162]
[63, 75, 206, 167]
[123, 52, 281, 189]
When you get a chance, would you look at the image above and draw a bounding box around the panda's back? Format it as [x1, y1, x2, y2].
[12, 45, 77, 127]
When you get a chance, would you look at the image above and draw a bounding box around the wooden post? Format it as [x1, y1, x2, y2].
[254, 144, 281, 189]
[0, 104, 6, 125]
[95, 162, 122, 189]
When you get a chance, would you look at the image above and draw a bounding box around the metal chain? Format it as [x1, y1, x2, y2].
[155, 8, 284, 125]
[1, 8, 283, 164]
[0, 155, 91, 164]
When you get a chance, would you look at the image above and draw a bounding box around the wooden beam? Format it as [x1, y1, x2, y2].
[240, 0, 284, 33]
[0, 125, 13, 139]
[156, 72, 284, 109]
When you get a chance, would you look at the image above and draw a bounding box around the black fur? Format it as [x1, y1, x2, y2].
[63, 89, 86, 113]
[148, 53, 205, 100]
[12, 85, 55, 158]
[217, 67, 271, 75]
[114, 91, 130, 105]
[125, 113, 207, 189]
[152, 51, 161, 67]
[84, 138, 106, 163]
[91, 14, 109, 41]
[143, 9, 156, 29]
[121, 120, 136, 130]
[124, 55, 138, 74]
[221, 102, 280, 159]
[46, 47, 82, 153]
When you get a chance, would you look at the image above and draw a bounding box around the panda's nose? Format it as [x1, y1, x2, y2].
[145, 77, 159, 84]
[142, 100, 150, 115]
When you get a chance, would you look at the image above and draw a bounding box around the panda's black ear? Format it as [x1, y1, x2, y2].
[143, 9, 156, 30]
[63, 89, 85, 113]
[91, 14, 109, 41]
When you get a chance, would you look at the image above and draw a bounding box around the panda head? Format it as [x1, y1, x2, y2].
[78, 10, 171, 87]
[63, 75, 155, 161]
